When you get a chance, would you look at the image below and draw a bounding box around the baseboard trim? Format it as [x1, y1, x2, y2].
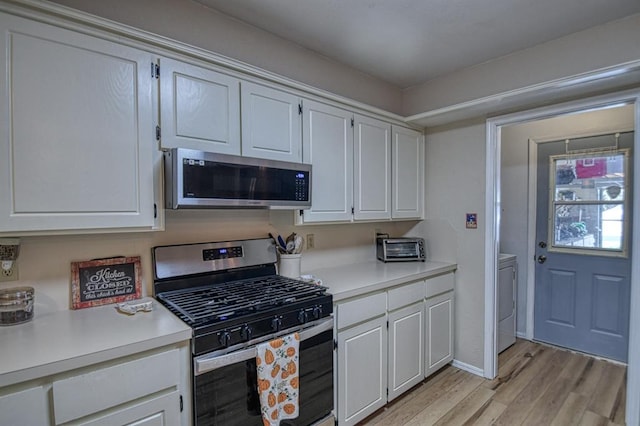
[516, 331, 527, 339]
[451, 359, 484, 377]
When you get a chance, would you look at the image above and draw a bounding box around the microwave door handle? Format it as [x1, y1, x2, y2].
[194, 317, 334, 375]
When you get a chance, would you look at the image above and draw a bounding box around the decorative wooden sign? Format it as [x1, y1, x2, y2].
[71, 256, 142, 309]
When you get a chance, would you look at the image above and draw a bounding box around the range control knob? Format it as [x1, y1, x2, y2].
[240, 325, 253, 341]
[218, 331, 231, 347]
[271, 316, 282, 332]
[312, 305, 323, 319]
[297, 309, 308, 324]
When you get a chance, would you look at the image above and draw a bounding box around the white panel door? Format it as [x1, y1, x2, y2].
[337, 317, 387, 426]
[388, 302, 424, 401]
[353, 115, 392, 221]
[160, 57, 241, 154]
[425, 291, 454, 376]
[302, 100, 353, 223]
[392, 126, 424, 219]
[0, 13, 155, 233]
[241, 81, 302, 162]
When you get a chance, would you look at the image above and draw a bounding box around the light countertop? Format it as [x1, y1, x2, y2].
[307, 260, 457, 302]
[0, 299, 191, 387]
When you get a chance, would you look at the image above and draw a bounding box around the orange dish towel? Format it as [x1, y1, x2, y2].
[256, 332, 300, 426]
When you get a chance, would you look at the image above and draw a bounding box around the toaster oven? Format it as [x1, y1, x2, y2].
[377, 237, 426, 262]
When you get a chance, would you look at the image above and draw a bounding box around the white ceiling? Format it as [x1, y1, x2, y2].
[194, 0, 640, 89]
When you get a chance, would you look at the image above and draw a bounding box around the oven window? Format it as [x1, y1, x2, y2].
[194, 329, 333, 426]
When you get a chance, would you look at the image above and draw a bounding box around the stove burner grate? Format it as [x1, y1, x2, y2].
[157, 275, 327, 325]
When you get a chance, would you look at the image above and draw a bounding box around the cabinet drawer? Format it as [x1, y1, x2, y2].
[73, 390, 181, 426]
[337, 292, 386, 330]
[52, 349, 179, 424]
[0, 386, 48, 426]
[425, 273, 455, 298]
[388, 281, 424, 311]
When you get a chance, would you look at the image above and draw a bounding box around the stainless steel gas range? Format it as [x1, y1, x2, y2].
[152, 238, 334, 426]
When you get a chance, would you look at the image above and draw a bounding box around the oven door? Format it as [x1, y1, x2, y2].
[193, 317, 334, 426]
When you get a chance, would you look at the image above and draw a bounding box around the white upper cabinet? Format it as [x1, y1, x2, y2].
[0, 13, 157, 234]
[302, 105, 423, 224]
[392, 125, 424, 219]
[302, 100, 354, 223]
[353, 115, 392, 221]
[160, 57, 241, 155]
[241, 81, 302, 162]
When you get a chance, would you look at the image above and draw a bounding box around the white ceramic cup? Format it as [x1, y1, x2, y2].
[278, 253, 302, 278]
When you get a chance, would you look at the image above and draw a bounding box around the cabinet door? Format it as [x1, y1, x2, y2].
[392, 126, 424, 219]
[241, 81, 302, 162]
[337, 316, 387, 426]
[425, 291, 454, 376]
[302, 100, 353, 223]
[0, 14, 156, 233]
[353, 115, 391, 221]
[0, 386, 50, 426]
[388, 302, 424, 401]
[160, 57, 241, 154]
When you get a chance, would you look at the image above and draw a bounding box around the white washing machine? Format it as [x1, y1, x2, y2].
[498, 254, 517, 353]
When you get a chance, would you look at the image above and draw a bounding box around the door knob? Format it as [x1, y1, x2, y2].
[537, 255, 547, 264]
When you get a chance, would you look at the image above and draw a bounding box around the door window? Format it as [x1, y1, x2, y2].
[549, 149, 630, 256]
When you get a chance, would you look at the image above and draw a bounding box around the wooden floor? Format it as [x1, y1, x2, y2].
[358, 339, 626, 426]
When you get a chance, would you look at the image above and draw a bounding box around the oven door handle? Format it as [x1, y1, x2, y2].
[194, 317, 333, 375]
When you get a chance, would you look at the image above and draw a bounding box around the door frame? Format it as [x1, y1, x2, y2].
[484, 88, 640, 425]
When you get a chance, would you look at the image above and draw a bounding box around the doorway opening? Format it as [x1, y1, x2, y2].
[485, 89, 640, 425]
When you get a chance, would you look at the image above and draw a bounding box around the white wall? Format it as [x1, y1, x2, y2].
[410, 119, 487, 369]
[6, 209, 416, 316]
[500, 104, 635, 335]
[46, 0, 403, 114]
[403, 13, 640, 115]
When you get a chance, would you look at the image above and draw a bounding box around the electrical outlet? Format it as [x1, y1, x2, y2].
[0, 263, 18, 282]
[306, 234, 315, 249]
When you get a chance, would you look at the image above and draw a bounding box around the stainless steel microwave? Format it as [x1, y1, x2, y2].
[377, 237, 426, 262]
[164, 148, 312, 209]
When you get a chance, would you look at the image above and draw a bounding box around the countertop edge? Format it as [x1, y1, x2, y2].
[0, 329, 192, 388]
[0, 302, 192, 388]
[307, 261, 457, 303]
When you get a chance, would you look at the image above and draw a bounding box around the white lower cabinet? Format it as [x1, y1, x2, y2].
[0, 346, 188, 426]
[388, 302, 424, 401]
[52, 349, 182, 425]
[0, 386, 49, 426]
[335, 273, 455, 425]
[337, 316, 388, 426]
[335, 292, 387, 426]
[425, 273, 455, 377]
[72, 391, 181, 426]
